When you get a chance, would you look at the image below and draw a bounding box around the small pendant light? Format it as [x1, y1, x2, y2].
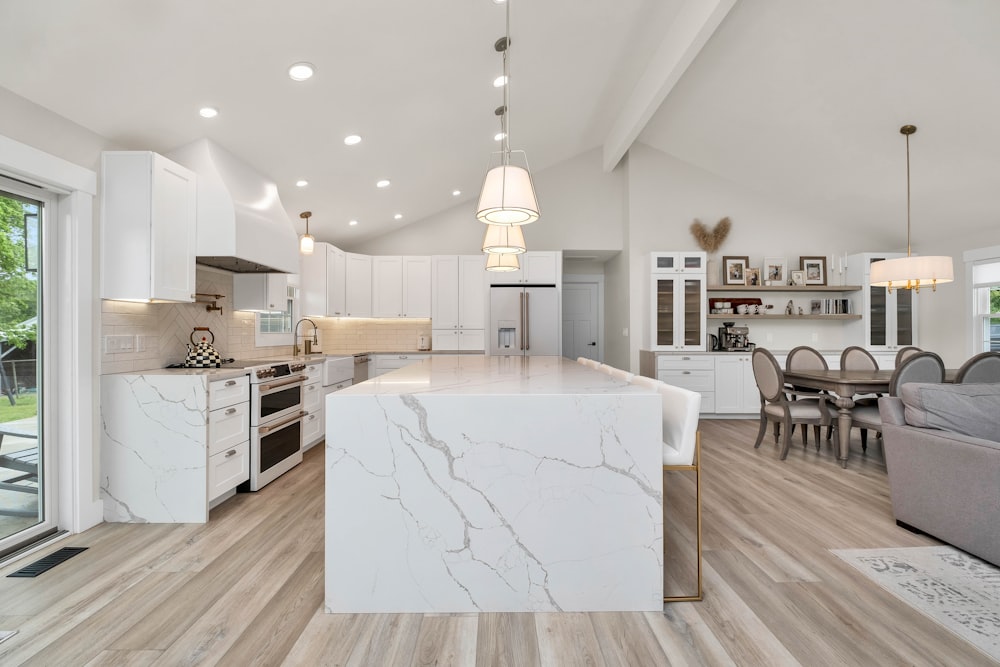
[299, 211, 315, 255]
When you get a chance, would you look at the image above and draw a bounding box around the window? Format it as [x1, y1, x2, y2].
[255, 285, 296, 347]
[971, 259, 1000, 353]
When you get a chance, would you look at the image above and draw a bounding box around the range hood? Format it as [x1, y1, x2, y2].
[167, 139, 299, 274]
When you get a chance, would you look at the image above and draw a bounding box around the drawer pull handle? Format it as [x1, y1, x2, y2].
[225, 380, 237, 387]
[682, 356, 691, 360]
[225, 449, 237, 458]
[682, 371, 691, 375]
[225, 407, 237, 415]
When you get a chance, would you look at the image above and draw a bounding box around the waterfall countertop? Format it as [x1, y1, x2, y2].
[325, 355, 663, 614]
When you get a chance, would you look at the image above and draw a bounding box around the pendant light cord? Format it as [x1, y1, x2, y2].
[905, 130, 911, 258]
[502, 0, 511, 165]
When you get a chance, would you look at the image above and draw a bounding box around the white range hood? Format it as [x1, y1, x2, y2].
[167, 138, 299, 274]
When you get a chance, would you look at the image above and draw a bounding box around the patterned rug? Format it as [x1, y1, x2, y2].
[833, 546, 1000, 661]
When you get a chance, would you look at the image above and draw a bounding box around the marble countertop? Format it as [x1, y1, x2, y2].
[106, 367, 248, 380]
[338, 354, 654, 396]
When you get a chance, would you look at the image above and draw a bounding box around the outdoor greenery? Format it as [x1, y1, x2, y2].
[0, 196, 37, 349]
[0, 391, 37, 423]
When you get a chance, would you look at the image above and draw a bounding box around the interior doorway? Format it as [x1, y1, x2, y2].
[562, 275, 604, 363]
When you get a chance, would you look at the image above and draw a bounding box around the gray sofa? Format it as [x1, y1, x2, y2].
[879, 383, 1000, 566]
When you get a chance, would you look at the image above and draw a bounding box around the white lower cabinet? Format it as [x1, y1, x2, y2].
[714, 354, 759, 414]
[371, 354, 429, 378]
[431, 329, 486, 351]
[208, 441, 250, 501]
[655, 355, 716, 414]
[302, 360, 324, 450]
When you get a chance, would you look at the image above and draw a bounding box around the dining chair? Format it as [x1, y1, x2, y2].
[599, 363, 634, 382]
[751, 348, 833, 460]
[894, 346, 923, 367]
[955, 351, 1000, 383]
[577, 356, 601, 369]
[847, 351, 945, 450]
[841, 345, 879, 372]
[785, 345, 833, 443]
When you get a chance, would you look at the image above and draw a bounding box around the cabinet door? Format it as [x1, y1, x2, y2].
[459, 329, 485, 351]
[714, 355, 744, 413]
[432, 329, 459, 351]
[892, 288, 915, 348]
[522, 251, 559, 284]
[345, 253, 372, 317]
[299, 242, 329, 317]
[739, 355, 759, 412]
[402, 256, 432, 318]
[372, 256, 403, 317]
[432, 256, 460, 328]
[459, 255, 486, 329]
[651, 252, 706, 274]
[328, 245, 347, 317]
[679, 276, 706, 350]
[652, 276, 677, 348]
[150, 154, 197, 302]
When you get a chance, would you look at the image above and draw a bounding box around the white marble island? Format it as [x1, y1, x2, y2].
[325, 355, 663, 613]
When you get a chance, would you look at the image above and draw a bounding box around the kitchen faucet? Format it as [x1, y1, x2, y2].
[293, 318, 319, 356]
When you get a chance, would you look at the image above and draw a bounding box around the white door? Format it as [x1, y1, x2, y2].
[562, 282, 599, 361]
[525, 287, 560, 356]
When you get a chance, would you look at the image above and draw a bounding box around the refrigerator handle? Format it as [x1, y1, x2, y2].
[525, 291, 530, 351]
[519, 292, 525, 350]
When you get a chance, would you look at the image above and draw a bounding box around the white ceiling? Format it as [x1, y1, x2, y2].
[1, 0, 997, 251]
[0, 0, 680, 246]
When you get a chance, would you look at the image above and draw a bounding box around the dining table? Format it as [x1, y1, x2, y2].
[781, 368, 957, 468]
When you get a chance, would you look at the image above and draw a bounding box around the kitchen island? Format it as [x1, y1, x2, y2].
[325, 355, 663, 613]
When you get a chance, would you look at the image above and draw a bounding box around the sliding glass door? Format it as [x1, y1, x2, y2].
[0, 182, 52, 554]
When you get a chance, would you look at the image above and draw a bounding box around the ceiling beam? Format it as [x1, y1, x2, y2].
[602, 0, 738, 172]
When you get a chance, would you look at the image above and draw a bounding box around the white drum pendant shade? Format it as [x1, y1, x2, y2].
[869, 255, 954, 291]
[485, 252, 520, 272]
[299, 233, 315, 255]
[482, 223, 526, 255]
[476, 165, 539, 225]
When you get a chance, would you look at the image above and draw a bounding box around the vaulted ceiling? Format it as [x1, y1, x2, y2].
[1, 0, 997, 249]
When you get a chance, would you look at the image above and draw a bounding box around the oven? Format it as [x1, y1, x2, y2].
[239, 361, 308, 492]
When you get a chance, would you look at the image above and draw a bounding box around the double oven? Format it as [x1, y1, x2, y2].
[236, 360, 308, 491]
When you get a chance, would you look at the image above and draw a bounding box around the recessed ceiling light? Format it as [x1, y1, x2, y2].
[376, 179, 391, 188]
[344, 134, 362, 146]
[295, 180, 309, 187]
[199, 107, 218, 118]
[348, 219, 359, 226]
[493, 75, 508, 88]
[452, 190, 461, 197]
[394, 213, 403, 220]
[288, 62, 314, 81]
[494, 132, 506, 142]
[493, 0, 507, 4]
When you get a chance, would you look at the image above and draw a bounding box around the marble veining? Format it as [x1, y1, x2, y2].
[326, 355, 663, 613]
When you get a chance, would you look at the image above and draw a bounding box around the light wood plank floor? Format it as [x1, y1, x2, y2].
[0, 420, 996, 666]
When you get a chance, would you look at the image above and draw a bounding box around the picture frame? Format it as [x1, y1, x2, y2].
[745, 267, 761, 287]
[722, 255, 749, 286]
[811, 299, 822, 315]
[800, 256, 827, 286]
[763, 257, 787, 285]
[790, 269, 806, 286]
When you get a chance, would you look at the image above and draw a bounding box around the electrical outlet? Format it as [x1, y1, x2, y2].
[104, 335, 134, 353]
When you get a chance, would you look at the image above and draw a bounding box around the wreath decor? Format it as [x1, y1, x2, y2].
[689, 217, 731, 253]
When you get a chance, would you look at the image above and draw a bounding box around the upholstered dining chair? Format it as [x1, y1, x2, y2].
[577, 357, 601, 370]
[847, 351, 945, 450]
[599, 363, 634, 382]
[631, 374, 703, 602]
[894, 346, 923, 367]
[785, 345, 833, 444]
[841, 345, 879, 372]
[751, 348, 833, 460]
[955, 351, 1000, 383]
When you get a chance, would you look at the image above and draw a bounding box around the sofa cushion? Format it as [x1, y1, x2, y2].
[900, 383, 1000, 442]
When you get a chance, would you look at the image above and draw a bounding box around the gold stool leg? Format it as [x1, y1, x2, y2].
[664, 433, 703, 603]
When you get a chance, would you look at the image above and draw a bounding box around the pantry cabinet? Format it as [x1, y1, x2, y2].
[846, 252, 918, 353]
[431, 255, 486, 351]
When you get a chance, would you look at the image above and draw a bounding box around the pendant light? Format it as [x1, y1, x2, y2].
[299, 211, 315, 255]
[475, 0, 540, 226]
[485, 252, 520, 272]
[482, 223, 526, 255]
[869, 125, 953, 293]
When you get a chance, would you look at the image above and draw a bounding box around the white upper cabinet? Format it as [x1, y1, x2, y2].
[458, 255, 486, 329]
[328, 244, 346, 317]
[372, 256, 431, 318]
[488, 251, 560, 285]
[650, 252, 706, 274]
[431, 255, 460, 328]
[300, 242, 346, 317]
[101, 151, 196, 302]
[431, 255, 486, 350]
[402, 256, 432, 318]
[232, 273, 288, 312]
[345, 253, 372, 317]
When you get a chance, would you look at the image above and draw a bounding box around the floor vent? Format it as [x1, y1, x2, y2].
[6, 547, 87, 578]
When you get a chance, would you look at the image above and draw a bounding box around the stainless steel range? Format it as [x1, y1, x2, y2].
[232, 360, 308, 491]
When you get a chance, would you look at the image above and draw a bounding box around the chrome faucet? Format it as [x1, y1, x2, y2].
[293, 318, 319, 356]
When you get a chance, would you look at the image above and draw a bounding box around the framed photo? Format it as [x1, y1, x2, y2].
[810, 299, 822, 315]
[800, 256, 827, 286]
[722, 256, 749, 286]
[745, 267, 761, 287]
[763, 257, 787, 285]
[790, 269, 806, 286]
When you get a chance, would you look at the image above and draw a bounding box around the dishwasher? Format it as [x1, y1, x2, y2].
[352, 353, 369, 384]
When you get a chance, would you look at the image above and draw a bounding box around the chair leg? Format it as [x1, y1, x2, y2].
[813, 425, 820, 450]
[801, 422, 808, 446]
[754, 414, 768, 449]
[860, 428, 868, 451]
[773, 421, 780, 444]
[826, 426, 833, 440]
[665, 435, 702, 603]
[779, 415, 792, 460]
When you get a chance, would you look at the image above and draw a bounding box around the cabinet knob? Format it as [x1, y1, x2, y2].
[400, 355, 408, 359]
[225, 449, 237, 458]
[225, 407, 237, 415]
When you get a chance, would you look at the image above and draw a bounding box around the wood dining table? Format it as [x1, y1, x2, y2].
[781, 368, 957, 468]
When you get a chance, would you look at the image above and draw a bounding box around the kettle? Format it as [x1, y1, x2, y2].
[185, 327, 223, 368]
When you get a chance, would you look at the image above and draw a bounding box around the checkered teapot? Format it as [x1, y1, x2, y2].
[185, 327, 223, 368]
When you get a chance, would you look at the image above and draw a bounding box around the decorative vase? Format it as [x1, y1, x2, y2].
[707, 257, 721, 286]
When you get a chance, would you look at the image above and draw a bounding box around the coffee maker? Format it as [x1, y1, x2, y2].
[718, 322, 752, 352]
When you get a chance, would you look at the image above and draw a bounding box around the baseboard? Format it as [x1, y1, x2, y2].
[895, 519, 927, 535]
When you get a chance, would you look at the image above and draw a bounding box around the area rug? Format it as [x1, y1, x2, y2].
[833, 546, 1000, 661]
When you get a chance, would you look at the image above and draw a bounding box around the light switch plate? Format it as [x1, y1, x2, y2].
[104, 335, 134, 353]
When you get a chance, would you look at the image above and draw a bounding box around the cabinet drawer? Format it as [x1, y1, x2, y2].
[208, 401, 249, 457]
[659, 369, 715, 392]
[657, 355, 715, 371]
[302, 362, 323, 382]
[377, 354, 428, 370]
[209, 376, 250, 410]
[208, 440, 249, 501]
[303, 380, 322, 412]
[303, 410, 323, 446]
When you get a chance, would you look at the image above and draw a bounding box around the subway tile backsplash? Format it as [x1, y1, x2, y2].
[100, 268, 431, 374]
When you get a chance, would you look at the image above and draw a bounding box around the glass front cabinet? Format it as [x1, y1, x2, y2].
[650, 252, 707, 351]
[846, 252, 918, 352]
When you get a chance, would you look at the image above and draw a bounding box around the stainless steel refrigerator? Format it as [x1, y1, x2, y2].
[489, 286, 560, 356]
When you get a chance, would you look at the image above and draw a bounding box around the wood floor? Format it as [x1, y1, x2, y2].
[0, 420, 996, 666]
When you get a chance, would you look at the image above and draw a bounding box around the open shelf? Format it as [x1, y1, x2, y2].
[707, 285, 862, 293]
[707, 313, 861, 321]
